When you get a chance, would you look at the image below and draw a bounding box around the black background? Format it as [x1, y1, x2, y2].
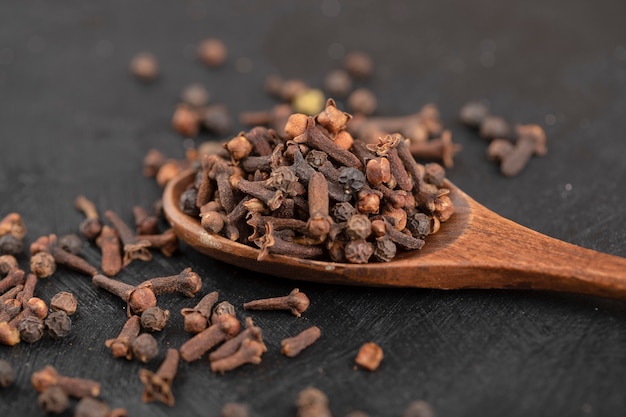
[2, 1, 626, 416]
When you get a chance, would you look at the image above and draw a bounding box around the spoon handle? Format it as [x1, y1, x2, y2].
[450, 199, 626, 299]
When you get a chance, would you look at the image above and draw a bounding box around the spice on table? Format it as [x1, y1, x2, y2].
[137, 229, 179, 257]
[181, 291, 219, 334]
[296, 387, 332, 417]
[104, 210, 152, 267]
[0, 234, 22, 256]
[0, 254, 18, 277]
[197, 38, 227, 68]
[141, 306, 169, 332]
[139, 348, 180, 407]
[403, 400, 436, 417]
[37, 385, 70, 414]
[18, 315, 45, 343]
[347, 88, 377, 116]
[96, 225, 122, 277]
[354, 342, 384, 371]
[75, 396, 124, 417]
[45, 310, 72, 340]
[172, 103, 200, 138]
[132, 205, 159, 236]
[479, 114, 511, 140]
[0, 213, 27, 240]
[343, 51, 374, 79]
[220, 402, 250, 417]
[132, 333, 159, 363]
[243, 288, 310, 317]
[105, 315, 141, 359]
[58, 233, 83, 255]
[181, 83, 210, 108]
[499, 124, 547, 176]
[0, 267, 25, 294]
[30, 234, 98, 276]
[459, 101, 490, 128]
[92, 274, 157, 316]
[210, 338, 265, 374]
[281, 325, 321, 357]
[50, 291, 78, 316]
[208, 317, 265, 362]
[139, 267, 202, 298]
[179, 307, 240, 362]
[323, 68, 352, 98]
[0, 360, 14, 387]
[74, 195, 103, 240]
[0, 321, 20, 346]
[130, 52, 159, 81]
[31, 365, 101, 398]
[30, 251, 57, 278]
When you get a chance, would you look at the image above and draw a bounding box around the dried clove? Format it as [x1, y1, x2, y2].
[243, 288, 310, 317]
[197, 38, 227, 67]
[354, 342, 384, 371]
[105, 315, 141, 359]
[181, 291, 219, 334]
[132, 333, 159, 363]
[179, 309, 240, 362]
[296, 387, 332, 417]
[96, 225, 122, 277]
[0, 254, 18, 277]
[18, 315, 45, 343]
[210, 338, 265, 374]
[74, 195, 103, 240]
[30, 234, 98, 276]
[92, 274, 157, 316]
[403, 400, 436, 417]
[281, 326, 321, 357]
[0, 360, 14, 387]
[130, 52, 158, 81]
[30, 251, 57, 278]
[31, 365, 101, 398]
[208, 317, 265, 362]
[221, 403, 250, 417]
[58, 233, 83, 255]
[138, 348, 180, 406]
[141, 306, 170, 332]
[139, 267, 202, 298]
[50, 291, 78, 315]
[104, 210, 152, 267]
[37, 385, 70, 414]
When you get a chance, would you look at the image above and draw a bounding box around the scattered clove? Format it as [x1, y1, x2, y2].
[296, 387, 332, 417]
[139, 348, 180, 407]
[74, 195, 103, 240]
[0, 360, 13, 387]
[31, 365, 101, 398]
[281, 326, 321, 357]
[141, 306, 170, 332]
[50, 291, 78, 315]
[132, 333, 159, 363]
[243, 288, 310, 317]
[354, 342, 384, 371]
[105, 315, 141, 359]
[181, 291, 219, 334]
[37, 385, 70, 414]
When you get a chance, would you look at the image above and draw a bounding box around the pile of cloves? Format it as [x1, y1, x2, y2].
[182, 99, 454, 264]
[459, 101, 548, 176]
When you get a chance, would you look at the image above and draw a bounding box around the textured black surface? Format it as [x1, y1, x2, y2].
[1, 1, 626, 416]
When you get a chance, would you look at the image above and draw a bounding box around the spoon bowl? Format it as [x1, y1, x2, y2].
[164, 170, 626, 299]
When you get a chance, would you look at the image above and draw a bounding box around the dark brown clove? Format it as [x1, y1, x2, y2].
[281, 326, 321, 357]
[138, 348, 179, 407]
[31, 365, 101, 398]
[105, 315, 141, 359]
[104, 210, 152, 267]
[30, 234, 98, 276]
[210, 338, 265, 373]
[181, 291, 219, 334]
[209, 317, 265, 362]
[179, 312, 240, 362]
[92, 274, 157, 316]
[139, 267, 201, 298]
[137, 228, 179, 257]
[243, 288, 310, 317]
[96, 225, 122, 277]
[74, 195, 103, 240]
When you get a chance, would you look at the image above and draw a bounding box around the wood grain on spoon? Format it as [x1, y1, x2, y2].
[164, 170, 626, 300]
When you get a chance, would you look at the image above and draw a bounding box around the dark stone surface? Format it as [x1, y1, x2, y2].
[1, 1, 626, 416]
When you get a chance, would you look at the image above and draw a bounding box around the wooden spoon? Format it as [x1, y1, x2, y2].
[163, 170, 626, 300]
